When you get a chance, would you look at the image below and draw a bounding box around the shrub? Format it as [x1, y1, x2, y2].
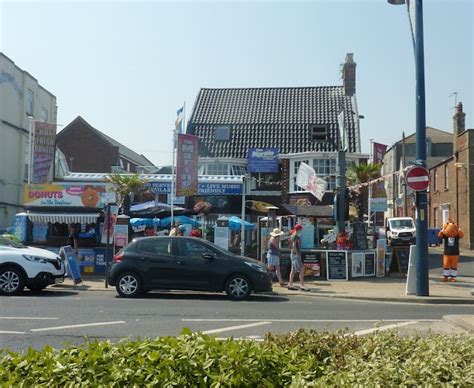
[0, 329, 472, 386]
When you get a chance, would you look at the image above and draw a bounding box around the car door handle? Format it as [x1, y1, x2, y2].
[138, 257, 148, 262]
[177, 260, 185, 265]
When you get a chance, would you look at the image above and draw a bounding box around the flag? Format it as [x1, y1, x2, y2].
[176, 134, 199, 196]
[296, 162, 327, 201]
[175, 106, 184, 133]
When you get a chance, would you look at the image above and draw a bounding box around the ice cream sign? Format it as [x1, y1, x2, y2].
[24, 184, 116, 208]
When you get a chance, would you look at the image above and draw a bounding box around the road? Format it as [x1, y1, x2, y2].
[1, 288, 472, 352]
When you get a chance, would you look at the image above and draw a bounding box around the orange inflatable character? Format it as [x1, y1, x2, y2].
[438, 218, 464, 282]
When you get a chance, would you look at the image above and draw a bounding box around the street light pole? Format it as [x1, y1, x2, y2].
[388, 0, 429, 296]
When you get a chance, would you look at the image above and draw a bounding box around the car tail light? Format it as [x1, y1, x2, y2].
[113, 252, 124, 262]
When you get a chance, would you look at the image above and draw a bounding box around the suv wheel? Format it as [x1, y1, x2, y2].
[116, 272, 143, 298]
[0, 267, 26, 296]
[225, 274, 252, 300]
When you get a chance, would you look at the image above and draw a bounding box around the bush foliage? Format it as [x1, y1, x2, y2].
[1, 329, 473, 386]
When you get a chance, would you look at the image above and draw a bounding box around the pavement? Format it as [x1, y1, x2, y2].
[54, 247, 474, 333]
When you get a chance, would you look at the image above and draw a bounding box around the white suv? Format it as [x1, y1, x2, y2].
[0, 236, 65, 295]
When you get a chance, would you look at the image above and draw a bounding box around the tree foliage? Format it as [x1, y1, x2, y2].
[106, 173, 147, 215]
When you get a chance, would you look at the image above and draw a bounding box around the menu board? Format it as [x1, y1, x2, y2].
[326, 251, 348, 281]
[364, 251, 376, 277]
[394, 247, 410, 276]
[351, 221, 368, 250]
[303, 252, 322, 278]
[60, 246, 82, 285]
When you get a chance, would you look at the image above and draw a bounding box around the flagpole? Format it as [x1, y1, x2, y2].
[171, 127, 176, 228]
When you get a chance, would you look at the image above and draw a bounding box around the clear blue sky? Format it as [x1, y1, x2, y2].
[1, 0, 472, 167]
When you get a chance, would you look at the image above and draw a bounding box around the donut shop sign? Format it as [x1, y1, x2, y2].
[24, 183, 115, 208]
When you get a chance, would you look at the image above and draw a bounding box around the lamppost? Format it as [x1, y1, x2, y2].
[388, 0, 429, 296]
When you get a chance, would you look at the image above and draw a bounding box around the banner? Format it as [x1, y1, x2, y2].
[372, 142, 387, 164]
[176, 134, 199, 196]
[114, 224, 129, 248]
[296, 162, 327, 201]
[101, 205, 119, 244]
[248, 148, 279, 173]
[33, 121, 56, 183]
[24, 183, 115, 208]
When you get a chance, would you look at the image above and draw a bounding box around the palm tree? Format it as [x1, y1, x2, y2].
[346, 162, 382, 221]
[106, 173, 147, 216]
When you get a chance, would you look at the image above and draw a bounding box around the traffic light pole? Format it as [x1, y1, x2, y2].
[414, 0, 429, 296]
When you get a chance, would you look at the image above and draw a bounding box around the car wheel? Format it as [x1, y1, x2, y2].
[225, 274, 252, 300]
[0, 267, 26, 296]
[115, 272, 143, 298]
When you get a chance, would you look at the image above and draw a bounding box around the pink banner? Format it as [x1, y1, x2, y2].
[176, 134, 199, 196]
[373, 142, 387, 164]
[33, 121, 56, 183]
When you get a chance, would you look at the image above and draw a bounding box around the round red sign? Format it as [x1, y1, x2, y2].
[405, 166, 430, 191]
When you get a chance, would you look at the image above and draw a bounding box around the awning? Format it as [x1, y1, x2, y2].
[27, 212, 100, 224]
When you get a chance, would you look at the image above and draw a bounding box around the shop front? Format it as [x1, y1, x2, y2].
[14, 182, 117, 274]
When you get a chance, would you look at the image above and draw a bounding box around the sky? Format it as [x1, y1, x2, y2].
[1, 0, 472, 167]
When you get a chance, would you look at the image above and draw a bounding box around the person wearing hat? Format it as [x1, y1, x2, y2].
[288, 223, 310, 291]
[266, 228, 286, 287]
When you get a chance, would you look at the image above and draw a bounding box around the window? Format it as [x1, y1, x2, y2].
[433, 207, 438, 227]
[137, 238, 172, 255]
[444, 165, 449, 190]
[310, 126, 327, 142]
[206, 162, 228, 175]
[215, 125, 231, 141]
[26, 89, 34, 115]
[40, 108, 48, 122]
[433, 169, 438, 191]
[231, 165, 247, 176]
[179, 239, 218, 257]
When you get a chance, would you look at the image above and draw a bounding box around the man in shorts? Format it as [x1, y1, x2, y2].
[287, 224, 310, 291]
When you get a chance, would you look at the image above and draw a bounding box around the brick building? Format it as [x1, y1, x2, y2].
[57, 116, 155, 174]
[429, 103, 474, 249]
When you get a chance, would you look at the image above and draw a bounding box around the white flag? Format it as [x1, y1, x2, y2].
[296, 162, 327, 201]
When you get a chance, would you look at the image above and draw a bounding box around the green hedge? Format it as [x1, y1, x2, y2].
[1, 329, 473, 386]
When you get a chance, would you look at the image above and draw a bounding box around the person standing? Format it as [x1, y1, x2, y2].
[288, 224, 310, 291]
[266, 228, 285, 286]
[67, 223, 79, 256]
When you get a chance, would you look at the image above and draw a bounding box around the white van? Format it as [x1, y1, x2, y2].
[385, 217, 416, 246]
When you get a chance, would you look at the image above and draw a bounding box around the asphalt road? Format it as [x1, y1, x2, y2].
[1, 288, 472, 352]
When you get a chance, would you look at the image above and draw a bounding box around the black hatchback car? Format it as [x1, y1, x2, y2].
[108, 236, 272, 300]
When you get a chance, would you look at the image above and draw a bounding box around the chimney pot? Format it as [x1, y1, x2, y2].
[342, 53, 356, 96]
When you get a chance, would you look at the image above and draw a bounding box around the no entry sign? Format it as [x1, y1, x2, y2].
[405, 166, 430, 191]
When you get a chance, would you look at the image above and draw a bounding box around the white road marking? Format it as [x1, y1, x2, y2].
[0, 330, 26, 334]
[350, 321, 418, 336]
[31, 321, 126, 332]
[0, 317, 59, 320]
[183, 318, 441, 323]
[201, 321, 271, 335]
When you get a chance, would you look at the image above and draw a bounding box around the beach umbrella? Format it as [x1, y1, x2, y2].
[228, 216, 255, 231]
[160, 215, 200, 228]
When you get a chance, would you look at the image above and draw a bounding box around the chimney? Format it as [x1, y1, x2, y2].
[453, 102, 466, 153]
[342, 53, 356, 96]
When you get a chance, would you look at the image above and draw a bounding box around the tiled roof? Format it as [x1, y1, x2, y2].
[60, 116, 154, 167]
[188, 87, 359, 158]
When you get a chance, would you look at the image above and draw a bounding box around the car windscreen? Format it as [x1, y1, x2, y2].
[390, 220, 414, 229]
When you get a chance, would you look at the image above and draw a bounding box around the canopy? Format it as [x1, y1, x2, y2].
[228, 216, 255, 231]
[160, 215, 200, 228]
[26, 212, 100, 224]
[130, 201, 187, 217]
[130, 218, 161, 227]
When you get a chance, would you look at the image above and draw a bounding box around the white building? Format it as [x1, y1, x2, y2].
[0, 53, 57, 230]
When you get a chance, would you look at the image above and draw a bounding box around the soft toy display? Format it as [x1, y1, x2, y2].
[336, 231, 353, 250]
[438, 218, 464, 282]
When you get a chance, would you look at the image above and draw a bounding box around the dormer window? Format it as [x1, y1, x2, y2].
[311, 125, 327, 142]
[215, 125, 231, 141]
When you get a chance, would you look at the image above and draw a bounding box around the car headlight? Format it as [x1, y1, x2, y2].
[392, 231, 398, 236]
[23, 255, 48, 264]
[244, 262, 267, 273]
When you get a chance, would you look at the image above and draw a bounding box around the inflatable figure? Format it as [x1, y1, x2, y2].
[438, 218, 464, 282]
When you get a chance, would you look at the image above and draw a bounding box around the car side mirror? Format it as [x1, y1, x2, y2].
[202, 253, 215, 260]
